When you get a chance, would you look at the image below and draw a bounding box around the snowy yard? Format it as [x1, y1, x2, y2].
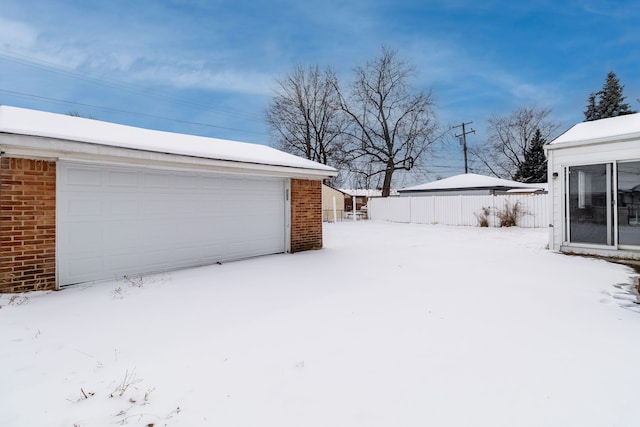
[2, 221, 640, 427]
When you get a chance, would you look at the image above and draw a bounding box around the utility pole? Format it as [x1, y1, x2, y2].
[452, 121, 475, 173]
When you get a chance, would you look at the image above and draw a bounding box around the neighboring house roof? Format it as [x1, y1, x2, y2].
[0, 105, 337, 178]
[506, 187, 546, 194]
[399, 173, 546, 193]
[547, 112, 640, 149]
[340, 189, 400, 197]
[322, 184, 349, 195]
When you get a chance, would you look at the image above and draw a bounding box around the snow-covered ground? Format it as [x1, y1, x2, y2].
[2, 221, 639, 427]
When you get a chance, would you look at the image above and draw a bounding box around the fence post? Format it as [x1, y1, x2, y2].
[432, 196, 436, 224]
[409, 197, 413, 222]
[352, 195, 357, 221]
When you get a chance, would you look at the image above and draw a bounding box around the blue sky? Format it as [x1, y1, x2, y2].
[1, 0, 639, 181]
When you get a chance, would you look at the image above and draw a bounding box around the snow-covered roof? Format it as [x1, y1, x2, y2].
[399, 173, 545, 192]
[505, 187, 546, 194]
[548, 112, 640, 148]
[340, 189, 400, 197]
[0, 106, 337, 176]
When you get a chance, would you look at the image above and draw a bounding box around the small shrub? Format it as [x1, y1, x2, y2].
[475, 207, 492, 227]
[110, 369, 142, 398]
[123, 275, 144, 288]
[8, 294, 29, 306]
[496, 201, 525, 227]
[80, 387, 95, 400]
[143, 387, 155, 405]
[112, 286, 124, 299]
[66, 387, 95, 404]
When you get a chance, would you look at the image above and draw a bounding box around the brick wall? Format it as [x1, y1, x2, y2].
[0, 157, 56, 293]
[290, 179, 323, 253]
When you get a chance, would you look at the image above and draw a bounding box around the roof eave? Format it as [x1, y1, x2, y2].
[546, 131, 640, 151]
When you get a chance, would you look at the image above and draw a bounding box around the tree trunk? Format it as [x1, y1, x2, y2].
[381, 167, 394, 197]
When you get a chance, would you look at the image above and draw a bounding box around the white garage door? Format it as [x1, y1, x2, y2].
[58, 162, 286, 286]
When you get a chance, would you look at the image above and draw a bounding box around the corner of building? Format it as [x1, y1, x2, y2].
[0, 156, 57, 293]
[290, 178, 323, 253]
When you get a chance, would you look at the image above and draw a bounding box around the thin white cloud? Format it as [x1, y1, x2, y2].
[0, 17, 38, 50]
[401, 36, 558, 112]
[130, 62, 274, 95]
[0, 18, 107, 74]
[0, 14, 273, 97]
[577, 0, 638, 18]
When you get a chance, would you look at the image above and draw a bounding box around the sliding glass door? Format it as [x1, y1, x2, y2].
[618, 161, 640, 246]
[567, 164, 613, 245]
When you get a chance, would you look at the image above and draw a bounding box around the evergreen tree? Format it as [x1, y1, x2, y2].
[583, 93, 600, 121]
[514, 129, 547, 183]
[584, 71, 635, 121]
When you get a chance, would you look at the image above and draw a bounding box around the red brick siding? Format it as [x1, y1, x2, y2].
[0, 157, 56, 293]
[290, 179, 323, 253]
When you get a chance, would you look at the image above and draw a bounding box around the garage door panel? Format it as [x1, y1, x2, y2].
[65, 198, 103, 217]
[174, 174, 201, 188]
[139, 219, 176, 243]
[66, 166, 103, 186]
[140, 199, 167, 216]
[171, 244, 222, 262]
[108, 170, 139, 187]
[201, 176, 222, 189]
[141, 172, 170, 188]
[65, 256, 103, 281]
[104, 253, 142, 271]
[105, 198, 139, 216]
[58, 163, 286, 286]
[102, 221, 141, 245]
[65, 223, 102, 251]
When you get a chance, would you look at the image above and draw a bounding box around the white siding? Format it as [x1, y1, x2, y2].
[546, 137, 640, 251]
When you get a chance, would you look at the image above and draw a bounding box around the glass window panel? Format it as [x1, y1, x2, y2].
[617, 161, 640, 246]
[568, 164, 609, 244]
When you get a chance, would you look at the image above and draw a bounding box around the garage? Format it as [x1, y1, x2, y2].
[0, 105, 337, 292]
[58, 162, 287, 285]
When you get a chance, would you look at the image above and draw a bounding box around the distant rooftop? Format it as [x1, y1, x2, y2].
[399, 173, 546, 192]
[340, 189, 400, 197]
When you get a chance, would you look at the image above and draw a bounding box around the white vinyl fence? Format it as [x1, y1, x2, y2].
[368, 194, 548, 228]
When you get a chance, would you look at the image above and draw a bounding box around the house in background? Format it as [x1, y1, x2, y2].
[321, 184, 347, 221]
[398, 173, 546, 197]
[545, 113, 640, 259]
[342, 189, 373, 211]
[0, 106, 336, 293]
[338, 189, 399, 220]
[340, 189, 400, 211]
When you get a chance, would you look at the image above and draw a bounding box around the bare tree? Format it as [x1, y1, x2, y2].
[471, 106, 560, 180]
[66, 111, 95, 119]
[338, 47, 439, 197]
[266, 65, 348, 171]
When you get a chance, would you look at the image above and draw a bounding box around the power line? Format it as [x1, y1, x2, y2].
[429, 164, 466, 169]
[0, 48, 265, 123]
[0, 89, 270, 137]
